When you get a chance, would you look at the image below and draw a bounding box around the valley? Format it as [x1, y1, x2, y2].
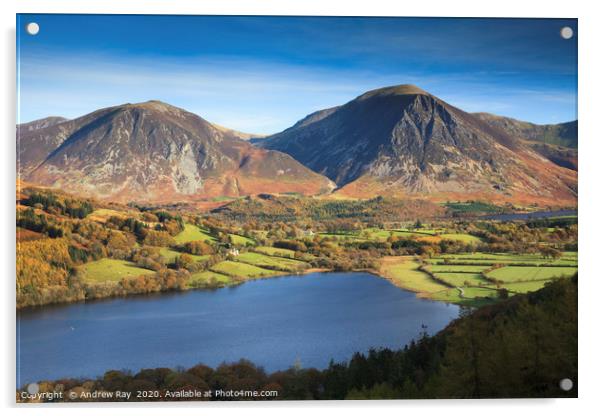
[17, 184, 577, 309]
[15, 84, 578, 400]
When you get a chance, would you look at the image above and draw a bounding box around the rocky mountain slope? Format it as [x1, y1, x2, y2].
[17, 101, 334, 203]
[258, 85, 577, 206]
[18, 116, 68, 132]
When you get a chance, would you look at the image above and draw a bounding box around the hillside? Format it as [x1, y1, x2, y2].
[17, 101, 334, 203]
[474, 113, 577, 170]
[473, 113, 577, 148]
[258, 85, 577, 206]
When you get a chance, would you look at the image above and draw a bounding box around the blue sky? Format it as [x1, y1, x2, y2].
[17, 15, 577, 134]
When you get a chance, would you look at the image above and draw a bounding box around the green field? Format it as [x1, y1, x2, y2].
[439, 233, 482, 244]
[159, 247, 209, 263]
[188, 271, 232, 288]
[380, 258, 449, 294]
[378, 258, 502, 307]
[235, 252, 308, 272]
[460, 287, 500, 299]
[319, 232, 366, 242]
[319, 228, 482, 245]
[380, 252, 577, 306]
[433, 272, 489, 287]
[427, 252, 578, 267]
[254, 246, 297, 258]
[501, 280, 551, 293]
[428, 264, 491, 273]
[229, 234, 256, 246]
[174, 224, 215, 244]
[81, 259, 154, 282]
[420, 252, 577, 302]
[210, 260, 279, 279]
[486, 266, 577, 282]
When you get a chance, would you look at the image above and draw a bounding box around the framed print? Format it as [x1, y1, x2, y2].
[16, 14, 577, 402]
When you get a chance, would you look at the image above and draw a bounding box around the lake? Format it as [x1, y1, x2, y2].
[17, 272, 459, 386]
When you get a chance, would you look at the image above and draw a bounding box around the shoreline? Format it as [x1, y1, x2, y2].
[17, 259, 450, 311]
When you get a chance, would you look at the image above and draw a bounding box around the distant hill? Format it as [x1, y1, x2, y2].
[473, 113, 577, 171]
[258, 84, 577, 206]
[210, 123, 267, 141]
[473, 113, 577, 148]
[17, 101, 335, 203]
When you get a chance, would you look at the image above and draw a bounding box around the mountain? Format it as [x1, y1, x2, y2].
[473, 113, 577, 171]
[258, 85, 577, 206]
[18, 116, 68, 132]
[17, 101, 335, 203]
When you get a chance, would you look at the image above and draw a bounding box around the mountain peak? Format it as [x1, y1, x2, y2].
[259, 84, 577, 206]
[357, 84, 430, 100]
[121, 100, 180, 113]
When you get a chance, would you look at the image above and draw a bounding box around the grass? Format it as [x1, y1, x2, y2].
[433, 272, 490, 287]
[486, 266, 577, 283]
[501, 280, 551, 293]
[370, 256, 502, 306]
[375, 251, 579, 306]
[210, 261, 279, 279]
[319, 228, 482, 246]
[379, 257, 449, 294]
[159, 247, 209, 263]
[235, 252, 308, 272]
[428, 264, 491, 273]
[228, 234, 256, 246]
[254, 246, 297, 258]
[370, 228, 437, 239]
[460, 287, 500, 299]
[174, 224, 215, 244]
[430, 286, 500, 306]
[439, 233, 482, 244]
[188, 271, 232, 288]
[81, 259, 154, 282]
[426, 252, 577, 267]
[412, 251, 578, 304]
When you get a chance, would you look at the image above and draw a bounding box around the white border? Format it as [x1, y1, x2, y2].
[2, 1, 601, 415]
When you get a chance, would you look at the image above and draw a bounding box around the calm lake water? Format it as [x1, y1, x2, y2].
[17, 272, 459, 386]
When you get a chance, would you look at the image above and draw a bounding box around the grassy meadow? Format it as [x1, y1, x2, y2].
[174, 224, 215, 244]
[81, 259, 155, 282]
[374, 250, 577, 306]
